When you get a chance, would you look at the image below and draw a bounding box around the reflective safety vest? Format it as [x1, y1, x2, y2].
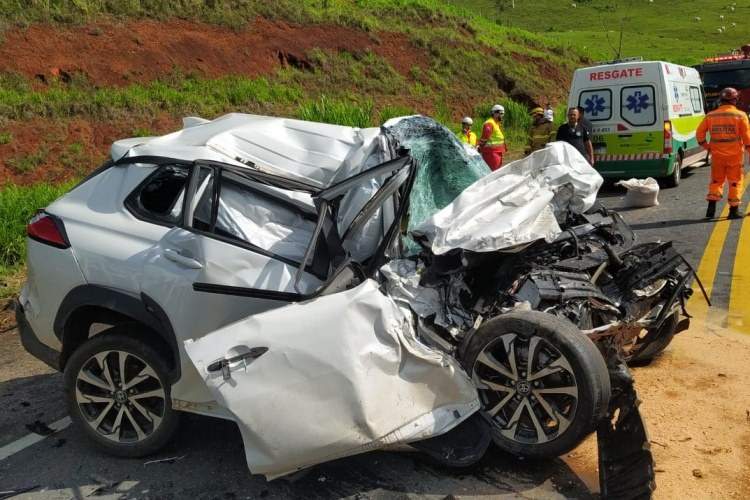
[459, 130, 477, 146]
[482, 118, 506, 148]
[696, 104, 750, 162]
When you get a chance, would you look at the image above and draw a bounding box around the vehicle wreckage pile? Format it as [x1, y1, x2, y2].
[176, 116, 698, 498]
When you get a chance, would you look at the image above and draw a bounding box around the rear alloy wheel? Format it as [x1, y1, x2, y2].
[64, 328, 178, 457]
[462, 311, 610, 458]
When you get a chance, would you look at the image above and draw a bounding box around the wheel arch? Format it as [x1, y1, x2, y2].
[54, 285, 180, 383]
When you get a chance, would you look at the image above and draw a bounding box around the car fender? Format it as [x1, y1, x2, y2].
[54, 284, 180, 382]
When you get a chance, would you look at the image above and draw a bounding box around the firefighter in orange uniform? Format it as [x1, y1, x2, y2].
[697, 87, 750, 219]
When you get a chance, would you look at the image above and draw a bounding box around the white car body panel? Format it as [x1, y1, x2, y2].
[19, 242, 87, 351]
[184, 280, 479, 479]
[48, 165, 167, 293]
[139, 226, 321, 404]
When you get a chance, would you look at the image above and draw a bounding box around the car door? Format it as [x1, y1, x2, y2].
[139, 162, 324, 404]
[179, 156, 479, 478]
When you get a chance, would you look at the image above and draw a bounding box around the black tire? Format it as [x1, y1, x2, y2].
[64, 326, 179, 458]
[663, 154, 682, 188]
[462, 311, 610, 459]
[626, 314, 677, 365]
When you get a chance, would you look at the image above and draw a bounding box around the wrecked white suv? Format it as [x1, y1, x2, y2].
[17, 114, 698, 497]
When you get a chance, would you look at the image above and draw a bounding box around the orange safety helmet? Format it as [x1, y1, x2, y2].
[720, 87, 740, 103]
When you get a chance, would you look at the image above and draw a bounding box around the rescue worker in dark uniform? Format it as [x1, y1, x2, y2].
[697, 87, 750, 219]
[525, 107, 556, 155]
[556, 108, 594, 165]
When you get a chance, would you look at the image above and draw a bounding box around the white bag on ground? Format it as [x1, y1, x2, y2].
[616, 177, 660, 207]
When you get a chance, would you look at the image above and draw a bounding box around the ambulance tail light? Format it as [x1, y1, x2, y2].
[663, 121, 673, 154]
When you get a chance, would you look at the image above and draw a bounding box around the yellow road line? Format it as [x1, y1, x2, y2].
[689, 204, 733, 316]
[728, 211, 750, 333]
[688, 184, 748, 320]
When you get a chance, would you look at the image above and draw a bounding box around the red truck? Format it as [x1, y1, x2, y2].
[695, 44, 750, 114]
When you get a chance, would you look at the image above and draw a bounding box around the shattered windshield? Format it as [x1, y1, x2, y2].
[383, 116, 490, 252]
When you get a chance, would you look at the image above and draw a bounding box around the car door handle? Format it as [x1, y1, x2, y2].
[163, 248, 203, 269]
[207, 347, 269, 380]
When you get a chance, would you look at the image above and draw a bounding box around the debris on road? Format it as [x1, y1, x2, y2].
[143, 455, 186, 466]
[692, 469, 703, 478]
[88, 475, 122, 497]
[0, 485, 39, 500]
[25, 420, 54, 436]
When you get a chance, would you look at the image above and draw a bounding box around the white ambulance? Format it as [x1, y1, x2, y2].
[567, 59, 706, 187]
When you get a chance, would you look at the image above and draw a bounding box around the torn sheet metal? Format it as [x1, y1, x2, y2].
[183, 280, 479, 479]
[413, 142, 603, 255]
[380, 259, 473, 336]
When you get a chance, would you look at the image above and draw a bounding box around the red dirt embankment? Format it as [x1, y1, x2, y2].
[0, 18, 424, 86]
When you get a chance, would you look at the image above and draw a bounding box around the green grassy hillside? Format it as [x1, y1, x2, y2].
[447, 0, 748, 66]
[0, 0, 577, 288]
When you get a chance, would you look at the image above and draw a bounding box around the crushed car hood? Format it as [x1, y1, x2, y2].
[412, 141, 603, 255]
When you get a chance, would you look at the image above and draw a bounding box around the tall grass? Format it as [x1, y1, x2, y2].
[0, 75, 302, 120]
[0, 182, 74, 273]
[297, 96, 374, 128]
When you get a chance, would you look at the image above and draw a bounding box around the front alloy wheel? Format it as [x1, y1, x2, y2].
[462, 312, 610, 458]
[473, 333, 579, 446]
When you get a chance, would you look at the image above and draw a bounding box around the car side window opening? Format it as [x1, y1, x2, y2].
[126, 164, 190, 225]
[689, 86, 703, 114]
[191, 168, 317, 263]
[620, 85, 656, 126]
[578, 89, 613, 121]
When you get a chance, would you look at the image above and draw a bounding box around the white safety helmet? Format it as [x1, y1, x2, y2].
[491, 104, 505, 114]
[461, 116, 473, 125]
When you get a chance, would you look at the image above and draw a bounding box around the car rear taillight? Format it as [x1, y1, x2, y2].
[663, 121, 673, 154]
[27, 212, 70, 249]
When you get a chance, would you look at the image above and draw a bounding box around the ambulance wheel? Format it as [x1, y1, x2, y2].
[664, 155, 682, 188]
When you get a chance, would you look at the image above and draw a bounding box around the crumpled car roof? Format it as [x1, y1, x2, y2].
[110, 113, 384, 188]
[111, 113, 602, 257]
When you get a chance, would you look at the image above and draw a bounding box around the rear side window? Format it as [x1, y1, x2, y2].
[690, 86, 703, 113]
[187, 168, 316, 263]
[126, 164, 189, 226]
[621, 85, 656, 126]
[578, 89, 612, 121]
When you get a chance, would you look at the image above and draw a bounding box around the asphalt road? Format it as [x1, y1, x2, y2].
[1, 158, 748, 500]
